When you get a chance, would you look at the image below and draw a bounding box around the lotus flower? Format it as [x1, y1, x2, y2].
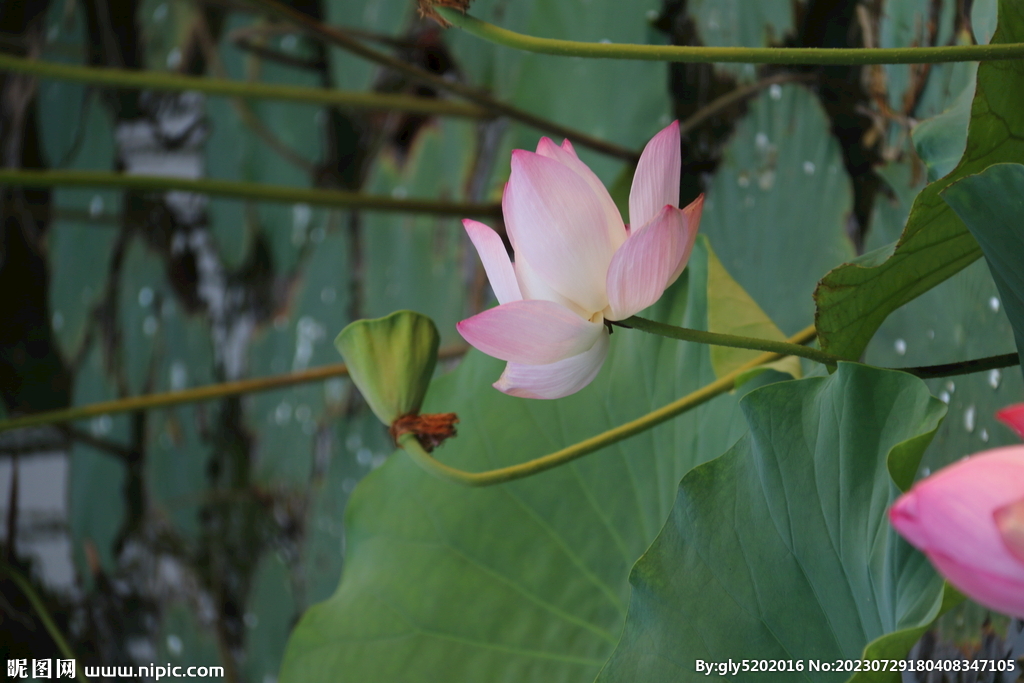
[457, 121, 703, 399]
[889, 405, 1024, 618]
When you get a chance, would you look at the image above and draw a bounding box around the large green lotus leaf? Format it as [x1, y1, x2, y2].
[67, 345, 130, 579]
[880, 0, 973, 127]
[246, 229, 352, 486]
[144, 306, 215, 543]
[301, 409, 396, 605]
[47, 216, 120, 360]
[40, 72, 120, 361]
[242, 552, 298, 683]
[698, 83, 854, 336]
[360, 119, 477, 345]
[117, 238, 171, 395]
[863, 161, 1022, 476]
[974, 0, 999, 45]
[325, 0, 412, 92]
[814, 0, 1024, 361]
[943, 163, 1024, 377]
[596, 363, 948, 683]
[278, 240, 788, 683]
[204, 10, 328, 272]
[156, 601, 225, 671]
[911, 76, 974, 183]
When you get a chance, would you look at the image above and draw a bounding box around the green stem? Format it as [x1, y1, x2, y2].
[621, 315, 840, 368]
[0, 561, 89, 683]
[0, 53, 490, 118]
[439, 9, 1024, 65]
[0, 169, 502, 218]
[243, 0, 641, 163]
[0, 346, 464, 434]
[399, 325, 818, 487]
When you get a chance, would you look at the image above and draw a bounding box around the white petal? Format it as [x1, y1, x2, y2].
[514, 254, 590, 319]
[629, 121, 681, 230]
[536, 137, 625, 243]
[503, 150, 621, 314]
[494, 330, 610, 399]
[667, 194, 704, 284]
[456, 299, 604, 365]
[605, 205, 697, 320]
[463, 219, 521, 305]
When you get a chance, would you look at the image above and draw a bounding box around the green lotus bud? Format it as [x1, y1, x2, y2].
[335, 310, 440, 426]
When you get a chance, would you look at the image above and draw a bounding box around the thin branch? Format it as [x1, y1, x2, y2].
[230, 37, 323, 71]
[61, 426, 134, 461]
[898, 352, 1020, 380]
[438, 9, 1024, 65]
[0, 345, 467, 433]
[0, 52, 491, 118]
[679, 72, 817, 135]
[226, 20, 422, 52]
[242, 0, 641, 163]
[0, 169, 503, 217]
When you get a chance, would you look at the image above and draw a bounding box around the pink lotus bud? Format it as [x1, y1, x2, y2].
[996, 402, 1024, 439]
[889, 445, 1024, 618]
[457, 121, 703, 399]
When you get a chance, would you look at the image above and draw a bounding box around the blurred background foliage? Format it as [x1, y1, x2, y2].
[0, 0, 1020, 680]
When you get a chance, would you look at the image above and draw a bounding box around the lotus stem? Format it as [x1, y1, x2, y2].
[438, 9, 1024, 65]
[398, 325, 818, 487]
[620, 315, 840, 368]
[0, 53, 490, 118]
[0, 169, 502, 218]
[0, 346, 465, 434]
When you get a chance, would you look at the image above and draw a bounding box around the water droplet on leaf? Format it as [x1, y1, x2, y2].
[275, 402, 292, 426]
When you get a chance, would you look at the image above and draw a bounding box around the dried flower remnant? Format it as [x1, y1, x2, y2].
[418, 0, 472, 27]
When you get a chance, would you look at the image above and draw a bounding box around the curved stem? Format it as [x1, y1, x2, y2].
[0, 561, 89, 683]
[399, 325, 817, 487]
[438, 9, 1024, 65]
[0, 169, 502, 218]
[242, 0, 641, 163]
[621, 315, 840, 368]
[0, 52, 490, 118]
[0, 345, 466, 434]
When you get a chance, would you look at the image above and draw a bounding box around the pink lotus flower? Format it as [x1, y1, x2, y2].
[889, 405, 1024, 618]
[457, 121, 703, 399]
